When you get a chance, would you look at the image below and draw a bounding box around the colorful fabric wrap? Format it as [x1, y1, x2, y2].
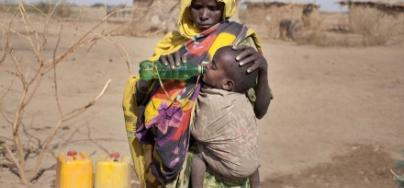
[122, 0, 262, 187]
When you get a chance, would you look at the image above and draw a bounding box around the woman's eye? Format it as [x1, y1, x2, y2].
[207, 5, 220, 11]
[191, 5, 203, 10]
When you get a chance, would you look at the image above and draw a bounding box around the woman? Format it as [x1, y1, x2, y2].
[123, 0, 272, 187]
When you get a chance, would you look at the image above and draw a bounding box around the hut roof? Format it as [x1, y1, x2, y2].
[240, 0, 319, 7]
[241, 0, 316, 3]
[338, 0, 404, 6]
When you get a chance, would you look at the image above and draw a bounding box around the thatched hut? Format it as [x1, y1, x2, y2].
[339, 0, 404, 13]
[129, 0, 321, 39]
[338, 0, 404, 37]
[239, 0, 320, 39]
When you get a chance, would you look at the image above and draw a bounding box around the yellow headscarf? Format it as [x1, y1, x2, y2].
[178, 0, 237, 38]
[149, 0, 237, 61]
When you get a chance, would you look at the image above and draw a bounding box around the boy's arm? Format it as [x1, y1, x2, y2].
[254, 69, 272, 119]
[135, 80, 156, 116]
[235, 37, 272, 119]
[135, 80, 151, 104]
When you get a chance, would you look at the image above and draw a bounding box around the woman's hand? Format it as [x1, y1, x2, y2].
[233, 45, 268, 74]
[160, 51, 186, 69]
[234, 45, 271, 119]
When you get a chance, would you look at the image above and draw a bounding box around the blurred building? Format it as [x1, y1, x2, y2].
[239, 0, 320, 39]
[339, 0, 404, 12]
[338, 0, 404, 36]
[129, 0, 322, 39]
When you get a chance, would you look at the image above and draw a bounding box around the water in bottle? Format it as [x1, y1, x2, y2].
[139, 60, 205, 81]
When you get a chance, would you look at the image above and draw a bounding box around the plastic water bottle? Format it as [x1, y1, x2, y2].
[139, 60, 205, 81]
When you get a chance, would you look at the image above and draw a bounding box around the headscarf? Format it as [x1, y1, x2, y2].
[178, 0, 237, 38]
[149, 0, 237, 61]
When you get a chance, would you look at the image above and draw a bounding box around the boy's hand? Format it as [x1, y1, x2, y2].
[160, 51, 187, 69]
[136, 79, 153, 105]
[233, 45, 268, 74]
[137, 80, 152, 93]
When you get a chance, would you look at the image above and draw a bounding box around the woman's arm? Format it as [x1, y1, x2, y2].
[235, 45, 272, 119]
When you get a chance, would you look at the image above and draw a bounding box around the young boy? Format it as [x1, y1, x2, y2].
[191, 46, 261, 188]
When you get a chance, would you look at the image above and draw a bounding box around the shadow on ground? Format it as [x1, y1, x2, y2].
[263, 144, 399, 188]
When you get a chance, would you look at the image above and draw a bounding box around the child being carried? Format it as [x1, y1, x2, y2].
[191, 46, 261, 188]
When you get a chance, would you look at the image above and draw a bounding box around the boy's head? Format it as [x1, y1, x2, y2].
[203, 46, 258, 93]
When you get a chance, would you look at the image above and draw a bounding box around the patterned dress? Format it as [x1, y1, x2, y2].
[135, 22, 250, 184]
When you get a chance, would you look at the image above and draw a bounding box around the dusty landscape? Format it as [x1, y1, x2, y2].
[1, 4, 404, 188]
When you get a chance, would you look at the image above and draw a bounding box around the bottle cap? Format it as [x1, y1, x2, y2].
[110, 152, 120, 160]
[67, 150, 77, 157]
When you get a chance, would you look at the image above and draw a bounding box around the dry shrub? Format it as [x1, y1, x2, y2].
[349, 6, 403, 46]
[0, 2, 73, 17]
[295, 7, 404, 47]
[240, 3, 404, 47]
[128, 0, 179, 36]
[0, 3, 19, 13]
[0, 2, 135, 185]
[295, 30, 363, 47]
[32, 1, 73, 17]
[91, 3, 105, 8]
[294, 14, 360, 47]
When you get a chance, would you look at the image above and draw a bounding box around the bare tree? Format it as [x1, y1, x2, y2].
[0, 1, 132, 185]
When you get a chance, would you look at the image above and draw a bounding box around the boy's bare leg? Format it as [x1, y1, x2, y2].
[250, 169, 260, 188]
[191, 154, 206, 188]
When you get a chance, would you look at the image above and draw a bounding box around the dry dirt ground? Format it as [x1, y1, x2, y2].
[0, 10, 404, 188]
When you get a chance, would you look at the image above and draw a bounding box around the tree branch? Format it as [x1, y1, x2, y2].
[4, 143, 28, 184]
[53, 24, 63, 117]
[43, 9, 124, 73]
[0, 27, 10, 65]
[30, 79, 111, 180]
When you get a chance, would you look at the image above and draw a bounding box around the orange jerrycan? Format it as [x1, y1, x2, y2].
[95, 152, 130, 188]
[56, 150, 93, 188]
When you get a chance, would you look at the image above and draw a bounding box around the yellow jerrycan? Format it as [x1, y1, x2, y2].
[95, 152, 130, 188]
[56, 150, 93, 188]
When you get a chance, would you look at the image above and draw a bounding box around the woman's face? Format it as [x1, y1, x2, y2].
[190, 0, 224, 31]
